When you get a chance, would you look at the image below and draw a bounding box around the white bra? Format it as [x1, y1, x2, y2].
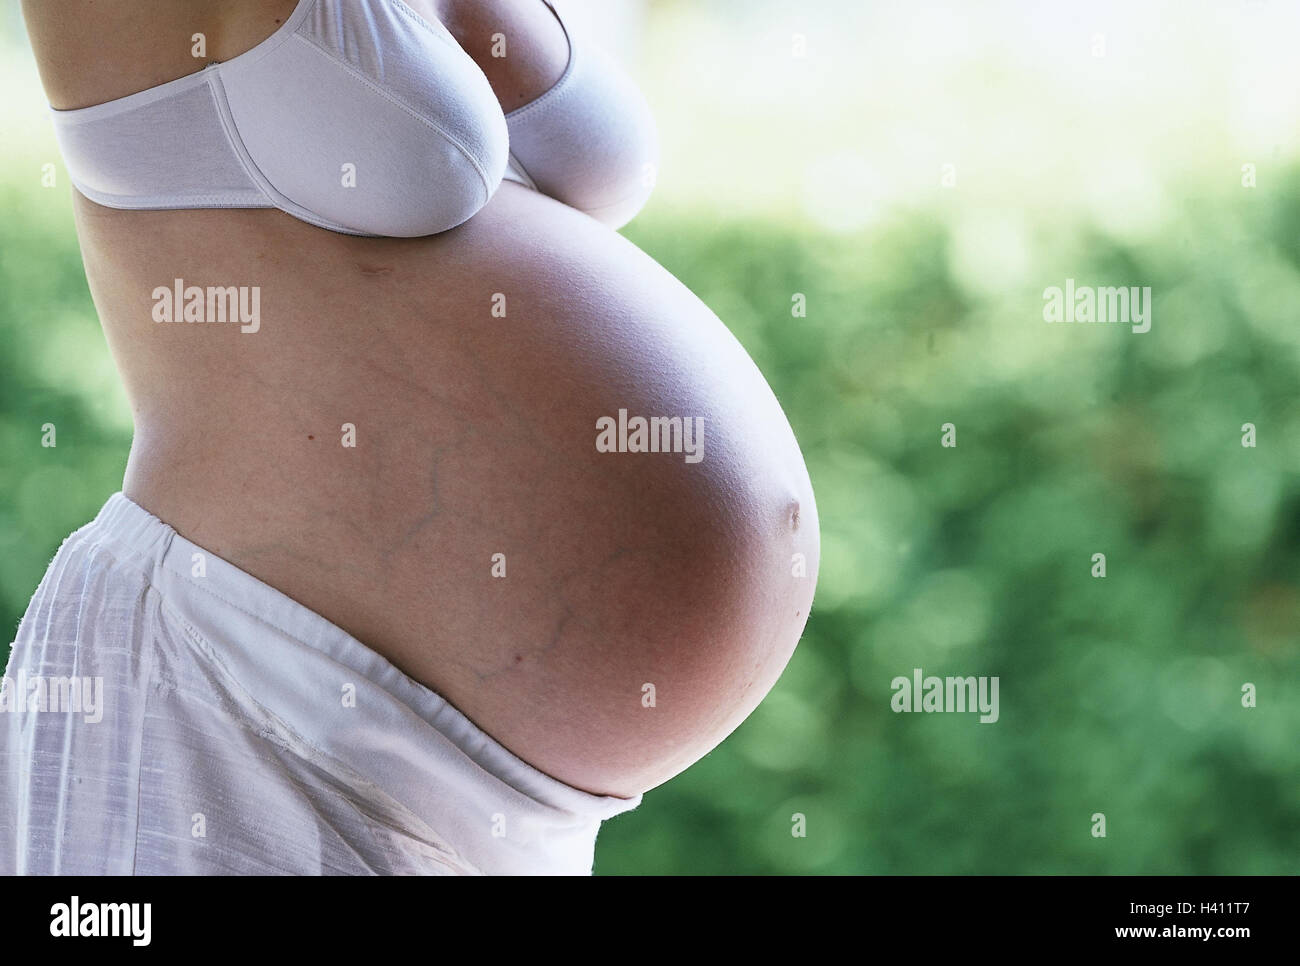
[49, 0, 659, 235]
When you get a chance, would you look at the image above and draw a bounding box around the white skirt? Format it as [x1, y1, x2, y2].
[0, 493, 640, 875]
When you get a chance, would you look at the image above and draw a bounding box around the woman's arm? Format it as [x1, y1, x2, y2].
[21, 0, 298, 109]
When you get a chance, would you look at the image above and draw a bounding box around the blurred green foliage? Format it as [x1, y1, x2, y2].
[3, 3, 1299, 875]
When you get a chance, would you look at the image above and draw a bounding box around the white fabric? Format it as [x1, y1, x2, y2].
[48, 0, 658, 235]
[0, 493, 640, 875]
[503, 3, 659, 229]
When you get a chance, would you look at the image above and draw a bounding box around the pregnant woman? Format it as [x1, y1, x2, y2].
[2, 0, 819, 875]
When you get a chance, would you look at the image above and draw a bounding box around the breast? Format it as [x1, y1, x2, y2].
[78, 182, 820, 797]
[218, 0, 510, 235]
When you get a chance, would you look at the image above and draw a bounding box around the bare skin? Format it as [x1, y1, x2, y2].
[21, 0, 820, 797]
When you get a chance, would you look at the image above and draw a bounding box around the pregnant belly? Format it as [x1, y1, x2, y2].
[74, 182, 820, 796]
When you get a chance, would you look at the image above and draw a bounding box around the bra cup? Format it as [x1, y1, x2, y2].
[506, 31, 660, 230]
[220, 3, 508, 237]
